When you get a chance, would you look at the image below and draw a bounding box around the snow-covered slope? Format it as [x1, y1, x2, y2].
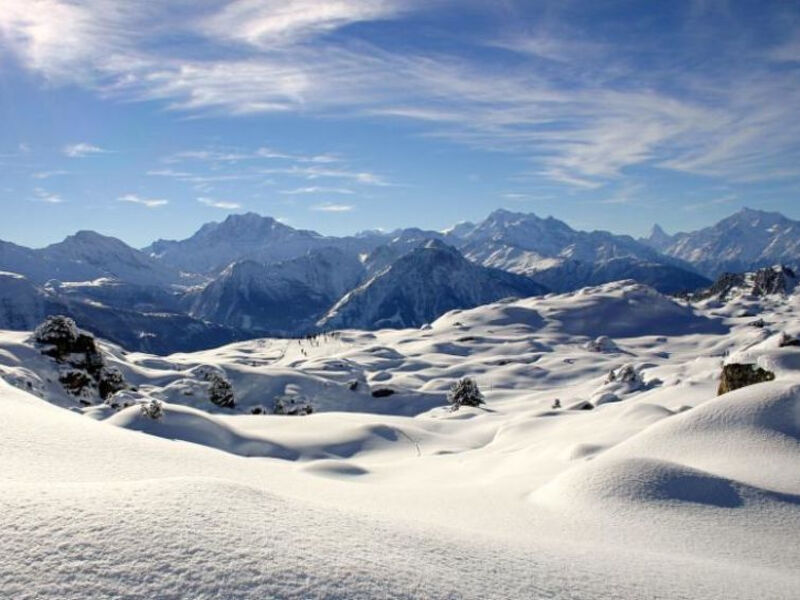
[0, 272, 60, 330]
[646, 208, 800, 277]
[319, 239, 547, 330]
[526, 256, 710, 294]
[2, 280, 800, 598]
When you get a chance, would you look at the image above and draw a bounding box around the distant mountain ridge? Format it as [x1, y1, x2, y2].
[2, 206, 797, 352]
[640, 208, 800, 278]
[318, 239, 548, 330]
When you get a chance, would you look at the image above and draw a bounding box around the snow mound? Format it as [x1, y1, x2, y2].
[533, 381, 800, 512]
[106, 402, 297, 459]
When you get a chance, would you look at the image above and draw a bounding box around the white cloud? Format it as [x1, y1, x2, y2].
[2, 1, 799, 189]
[118, 194, 168, 208]
[146, 168, 192, 178]
[198, 197, 242, 209]
[32, 187, 64, 203]
[198, 0, 409, 48]
[311, 202, 354, 212]
[281, 186, 354, 195]
[63, 142, 108, 158]
[32, 170, 69, 179]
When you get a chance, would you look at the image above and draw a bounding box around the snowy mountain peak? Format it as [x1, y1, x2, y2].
[659, 208, 800, 277]
[318, 243, 546, 330]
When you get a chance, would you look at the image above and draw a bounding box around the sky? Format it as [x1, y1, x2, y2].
[1, 0, 799, 248]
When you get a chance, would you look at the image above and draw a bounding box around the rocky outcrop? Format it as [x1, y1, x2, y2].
[717, 363, 775, 395]
[33, 315, 128, 403]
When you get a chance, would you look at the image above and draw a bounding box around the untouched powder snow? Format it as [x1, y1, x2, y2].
[1, 280, 800, 599]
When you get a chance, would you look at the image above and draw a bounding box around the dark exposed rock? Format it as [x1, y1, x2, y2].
[691, 266, 798, 301]
[752, 266, 796, 296]
[371, 388, 396, 398]
[718, 363, 775, 395]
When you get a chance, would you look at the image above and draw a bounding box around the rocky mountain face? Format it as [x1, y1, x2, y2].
[690, 265, 799, 301]
[317, 240, 548, 330]
[190, 248, 366, 334]
[641, 208, 800, 278]
[0, 272, 242, 354]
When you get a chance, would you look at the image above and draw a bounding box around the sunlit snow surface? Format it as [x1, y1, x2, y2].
[1, 280, 800, 599]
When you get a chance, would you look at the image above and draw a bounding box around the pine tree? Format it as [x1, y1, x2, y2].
[447, 377, 484, 410]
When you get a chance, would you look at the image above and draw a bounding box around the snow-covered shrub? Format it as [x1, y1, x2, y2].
[273, 395, 314, 416]
[98, 366, 127, 400]
[605, 364, 641, 385]
[33, 315, 79, 352]
[191, 365, 235, 408]
[105, 390, 142, 410]
[140, 399, 164, 420]
[447, 377, 484, 410]
[778, 332, 800, 347]
[58, 368, 94, 401]
[208, 374, 235, 408]
[584, 336, 619, 353]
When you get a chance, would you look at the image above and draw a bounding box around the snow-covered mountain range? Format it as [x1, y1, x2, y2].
[641, 207, 800, 277]
[1, 207, 798, 352]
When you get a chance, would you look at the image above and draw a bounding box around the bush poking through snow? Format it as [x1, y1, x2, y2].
[140, 399, 164, 420]
[448, 377, 484, 410]
[191, 365, 236, 408]
[98, 366, 127, 400]
[718, 363, 775, 395]
[33, 315, 79, 354]
[605, 364, 639, 385]
[585, 336, 619, 353]
[273, 395, 314, 416]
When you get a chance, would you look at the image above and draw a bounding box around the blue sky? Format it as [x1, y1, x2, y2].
[1, 0, 799, 248]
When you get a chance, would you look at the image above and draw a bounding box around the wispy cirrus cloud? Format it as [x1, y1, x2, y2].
[198, 197, 242, 209]
[32, 170, 69, 179]
[281, 186, 354, 195]
[118, 193, 168, 208]
[197, 0, 411, 48]
[311, 202, 354, 212]
[63, 142, 108, 158]
[32, 187, 64, 204]
[3, 0, 800, 192]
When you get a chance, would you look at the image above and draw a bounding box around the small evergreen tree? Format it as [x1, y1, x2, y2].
[448, 377, 484, 410]
[140, 399, 164, 420]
